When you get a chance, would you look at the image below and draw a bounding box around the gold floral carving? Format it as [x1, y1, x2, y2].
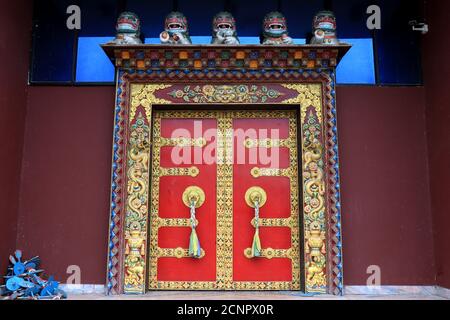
[158, 166, 200, 178]
[281, 83, 323, 123]
[155, 137, 207, 148]
[216, 115, 234, 289]
[157, 247, 206, 259]
[169, 84, 283, 103]
[251, 217, 293, 228]
[250, 167, 292, 178]
[154, 217, 197, 228]
[130, 84, 172, 123]
[288, 116, 301, 290]
[244, 138, 292, 149]
[148, 116, 162, 289]
[244, 248, 295, 260]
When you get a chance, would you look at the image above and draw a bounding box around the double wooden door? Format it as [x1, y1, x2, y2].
[148, 109, 301, 290]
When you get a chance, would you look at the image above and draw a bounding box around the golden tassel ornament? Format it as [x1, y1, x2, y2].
[251, 200, 262, 258]
[251, 227, 262, 257]
[188, 200, 202, 258]
[189, 227, 202, 258]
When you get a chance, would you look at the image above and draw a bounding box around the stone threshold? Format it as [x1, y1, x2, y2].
[60, 284, 450, 300]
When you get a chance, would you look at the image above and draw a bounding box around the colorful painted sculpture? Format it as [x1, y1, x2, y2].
[261, 12, 293, 45]
[211, 12, 240, 45]
[160, 11, 192, 44]
[124, 224, 146, 288]
[111, 12, 142, 45]
[310, 11, 339, 45]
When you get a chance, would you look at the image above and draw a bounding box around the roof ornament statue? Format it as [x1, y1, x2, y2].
[160, 11, 192, 44]
[310, 11, 339, 45]
[261, 11, 293, 45]
[211, 12, 240, 45]
[110, 11, 142, 45]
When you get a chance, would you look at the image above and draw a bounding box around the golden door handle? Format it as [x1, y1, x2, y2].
[182, 186, 205, 259]
[245, 186, 267, 208]
[245, 186, 267, 258]
[182, 186, 205, 208]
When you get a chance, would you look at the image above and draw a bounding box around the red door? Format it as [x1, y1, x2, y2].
[148, 110, 300, 290]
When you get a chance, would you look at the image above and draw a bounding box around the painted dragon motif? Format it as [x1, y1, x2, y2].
[123, 114, 151, 293]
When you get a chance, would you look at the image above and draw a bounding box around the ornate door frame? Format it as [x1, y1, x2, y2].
[104, 45, 347, 296]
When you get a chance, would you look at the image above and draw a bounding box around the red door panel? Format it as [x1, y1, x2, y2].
[150, 110, 300, 290]
[156, 117, 217, 282]
[233, 118, 294, 282]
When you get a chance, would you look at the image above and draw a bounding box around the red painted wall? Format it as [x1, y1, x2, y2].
[15, 85, 436, 285]
[423, 0, 450, 289]
[0, 0, 32, 277]
[16, 87, 115, 284]
[338, 86, 434, 285]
